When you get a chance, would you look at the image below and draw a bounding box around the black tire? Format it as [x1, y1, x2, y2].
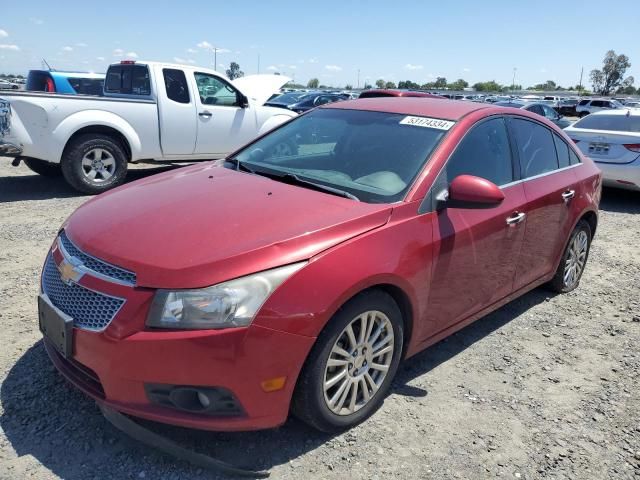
[547, 220, 592, 293]
[292, 290, 404, 432]
[23, 158, 62, 177]
[61, 134, 128, 194]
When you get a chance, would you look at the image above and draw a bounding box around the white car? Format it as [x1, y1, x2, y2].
[564, 109, 640, 191]
[575, 98, 623, 117]
[0, 61, 296, 193]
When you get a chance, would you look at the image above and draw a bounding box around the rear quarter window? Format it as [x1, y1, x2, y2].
[511, 118, 559, 178]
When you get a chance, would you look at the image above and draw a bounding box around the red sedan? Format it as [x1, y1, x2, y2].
[39, 98, 601, 433]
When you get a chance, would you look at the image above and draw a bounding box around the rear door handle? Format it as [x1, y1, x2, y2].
[199, 111, 213, 118]
[506, 212, 526, 226]
[562, 189, 575, 202]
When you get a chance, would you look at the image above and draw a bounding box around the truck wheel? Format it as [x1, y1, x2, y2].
[61, 134, 128, 194]
[23, 158, 62, 177]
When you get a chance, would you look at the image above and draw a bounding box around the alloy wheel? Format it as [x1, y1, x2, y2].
[81, 148, 116, 183]
[564, 230, 588, 288]
[323, 310, 395, 416]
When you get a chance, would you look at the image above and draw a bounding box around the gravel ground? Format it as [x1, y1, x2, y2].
[0, 159, 639, 480]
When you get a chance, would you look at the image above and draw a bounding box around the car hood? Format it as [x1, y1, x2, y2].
[64, 163, 392, 289]
[232, 75, 291, 107]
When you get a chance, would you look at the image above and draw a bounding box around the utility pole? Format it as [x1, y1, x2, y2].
[357, 69, 360, 89]
[213, 47, 218, 71]
[578, 66, 584, 94]
[512, 67, 517, 93]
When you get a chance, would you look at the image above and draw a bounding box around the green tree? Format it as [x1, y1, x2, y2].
[472, 80, 504, 92]
[363, 82, 373, 89]
[448, 78, 469, 90]
[344, 84, 353, 90]
[375, 79, 385, 88]
[385, 81, 396, 89]
[590, 50, 632, 95]
[398, 80, 420, 89]
[434, 77, 447, 88]
[307, 78, 319, 88]
[225, 62, 244, 80]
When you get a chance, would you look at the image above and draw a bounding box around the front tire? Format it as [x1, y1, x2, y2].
[548, 220, 592, 293]
[61, 134, 128, 194]
[292, 291, 404, 432]
[23, 158, 62, 177]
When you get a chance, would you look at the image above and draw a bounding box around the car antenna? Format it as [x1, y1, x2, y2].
[42, 58, 55, 71]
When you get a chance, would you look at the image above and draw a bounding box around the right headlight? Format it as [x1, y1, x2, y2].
[146, 262, 306, 330]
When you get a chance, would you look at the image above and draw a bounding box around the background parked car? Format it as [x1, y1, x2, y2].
[286, 92, 345, 113]
[576, 98, 623, 117]
[358, 89, 443, 99]
[565, 109, 640, 191]
[494, 101, 571, 128]
[0, 80, 20, 90]
[264, 91, 310, 109]
[559, 99, 580, 116]
[26, 70, 105, 95]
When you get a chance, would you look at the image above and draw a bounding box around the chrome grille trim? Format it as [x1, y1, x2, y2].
[42, 254, 125, 332]
[58, 231, 136, 286]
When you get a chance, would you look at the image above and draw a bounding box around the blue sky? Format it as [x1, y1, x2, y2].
[1, 0, 638, 89]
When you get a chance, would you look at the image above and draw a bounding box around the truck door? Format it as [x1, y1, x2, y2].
[157, 67, 197, 155]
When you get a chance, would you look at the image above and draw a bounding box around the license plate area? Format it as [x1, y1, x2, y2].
[589, 142, 610, 155]
[38, 294, 74, 358]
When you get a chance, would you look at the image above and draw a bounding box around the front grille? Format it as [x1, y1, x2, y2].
[59, 231, 136, 285]
[42, 254, 125, 331]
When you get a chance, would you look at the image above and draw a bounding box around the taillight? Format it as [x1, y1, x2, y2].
[623, 144, 640, 153]
[571, 139, 580, 144]
[45, 77, 54, 92]
[120, 60, 136, 65]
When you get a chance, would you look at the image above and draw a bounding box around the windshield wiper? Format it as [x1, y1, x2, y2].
[279, 173, 359, 201]
[225, 157, 255, 174]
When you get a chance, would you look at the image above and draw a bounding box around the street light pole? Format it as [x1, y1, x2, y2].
[512, 67, 517, 93]
[357, 69, 360, 89]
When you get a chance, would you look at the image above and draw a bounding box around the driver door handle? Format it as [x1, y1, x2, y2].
[506, 212, 526, 226]
[199, 111, 213, 118]
[562, 189, 575, 202]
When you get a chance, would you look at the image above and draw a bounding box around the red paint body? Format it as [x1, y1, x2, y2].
[45, 98, 601, 431]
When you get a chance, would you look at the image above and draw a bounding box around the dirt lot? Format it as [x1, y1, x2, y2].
[0, 160, 639, 480]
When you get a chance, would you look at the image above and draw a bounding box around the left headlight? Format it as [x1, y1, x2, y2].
[146, 262, 307, 330]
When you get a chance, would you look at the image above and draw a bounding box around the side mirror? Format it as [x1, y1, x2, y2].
[437, 175, 505, 210]
[238, 94, 249, 108]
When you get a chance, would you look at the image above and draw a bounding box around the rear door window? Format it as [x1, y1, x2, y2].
[511, 118, 559, 178]
[541, 104, 558, 120]
[528, 104, 545, 116]
[163, 68, 190, 104]
[105, 65, 151, 95]
[440, 117, 514, 186]
[68, 78, 104, 96]
[553, 134, 571, 168]
[590, 100, 603, 108]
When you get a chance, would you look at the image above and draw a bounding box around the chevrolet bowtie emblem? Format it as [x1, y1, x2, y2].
[57, 258, 84, 285]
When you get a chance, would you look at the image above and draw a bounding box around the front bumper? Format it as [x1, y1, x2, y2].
[0, 139, 22, 156]
[45, 321, 315, 431]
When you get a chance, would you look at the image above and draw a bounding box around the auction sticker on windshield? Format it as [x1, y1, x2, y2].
[399, 116, 455, 130]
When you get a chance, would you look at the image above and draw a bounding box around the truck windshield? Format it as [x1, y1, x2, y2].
[229, 108, 451, 203]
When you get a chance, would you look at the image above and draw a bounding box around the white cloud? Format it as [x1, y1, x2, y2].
[463, 67, 471, 72]
[325, 65, 342, 71]
[112, 49, 138, 59]
[96, 56, 105, 61]
[308, 58, 318, 64]
[186, 48, 196, 53]
[267, 65, 278, 71]
[218, 63, 225, 68]
[173, 57, 188, 64]
[62, 46, 73, 52]
[0, 44, 20, 51]
[187, 59, 196, 64]
[29, 17, 44, 25]
[405, 64, 424, 70]
[197, 40, 213, 49]
[75, 42, 88, 47]
[288, 65, 297, 69]
[540, 68, 547, 73]
[0, 29, 8, 38]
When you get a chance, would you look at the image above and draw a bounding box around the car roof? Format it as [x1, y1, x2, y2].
[325, 97, 490, 121]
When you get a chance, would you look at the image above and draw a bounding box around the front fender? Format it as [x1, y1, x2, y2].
[52, 110, 143, 162]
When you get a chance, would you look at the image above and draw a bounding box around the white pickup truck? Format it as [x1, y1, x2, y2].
[0, 61, 296, 193]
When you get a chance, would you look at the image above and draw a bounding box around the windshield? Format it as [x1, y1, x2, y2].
[269, 92, 306, 104]
[229, 108, 450, 203]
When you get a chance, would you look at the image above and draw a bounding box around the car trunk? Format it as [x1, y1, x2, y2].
[569, 130, 640, 164]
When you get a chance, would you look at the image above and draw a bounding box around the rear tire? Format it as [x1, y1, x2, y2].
[292, 290, 404, 432]
[61, 134, 128, 194]
[547, 220, 592, 293]
[23, 158, 62, 177]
